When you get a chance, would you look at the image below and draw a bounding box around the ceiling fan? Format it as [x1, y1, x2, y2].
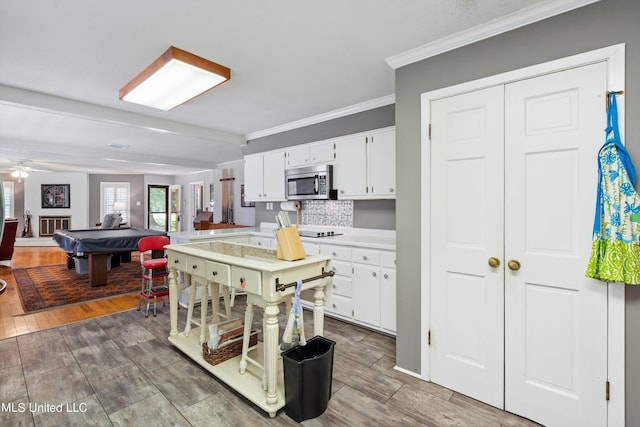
[8, 161, 48, 182]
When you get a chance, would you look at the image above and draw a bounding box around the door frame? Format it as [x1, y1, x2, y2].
[420, 43, 625, 426]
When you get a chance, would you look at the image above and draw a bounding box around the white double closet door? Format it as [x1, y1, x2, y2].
[430, 62, 608, 427]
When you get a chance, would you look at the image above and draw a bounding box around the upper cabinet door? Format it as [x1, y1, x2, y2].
[309, 141, 335, 164]
[286, 147, 310, 168]
[334, 133, 368, 199]
[262, 151, 285, 201]
[244, 154, 265, 200]
[368, 127, 395, 198]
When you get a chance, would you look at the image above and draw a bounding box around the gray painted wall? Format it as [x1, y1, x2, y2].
[88, 174, 145, 228]
[394, 0, 640, 421]
[247, 105, 397, 230]
[244, 104, 395, 154]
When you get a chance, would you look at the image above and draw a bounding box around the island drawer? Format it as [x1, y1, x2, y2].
[231, 266, 262, 295]
[186, 256, 207, 279]
[169, 253, 187, 271]
[205, 260, 231, 286]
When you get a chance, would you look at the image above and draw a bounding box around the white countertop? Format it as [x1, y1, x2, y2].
[169, 227, 259, 240]
[170, 223, 396, 251]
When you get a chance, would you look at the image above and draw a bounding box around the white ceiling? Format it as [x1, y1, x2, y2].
[0, 0, 583, 175]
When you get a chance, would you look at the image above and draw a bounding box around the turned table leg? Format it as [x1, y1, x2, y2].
[263, 301, 280, 406]
[169, 268, 179, 339]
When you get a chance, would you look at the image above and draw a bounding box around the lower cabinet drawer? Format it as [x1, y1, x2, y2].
[326, 294, 352, 317]
[331, 275, 352, 297]
[231, 266, 262, 295]
[330, 260, 352, 277]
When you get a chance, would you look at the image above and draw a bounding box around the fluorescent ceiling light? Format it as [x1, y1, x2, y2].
[119, 46, 230, 111]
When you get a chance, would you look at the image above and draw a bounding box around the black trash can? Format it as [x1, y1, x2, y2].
[281, 335, 336, 423]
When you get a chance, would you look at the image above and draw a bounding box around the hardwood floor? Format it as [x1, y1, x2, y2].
[0, 246, 140, 340]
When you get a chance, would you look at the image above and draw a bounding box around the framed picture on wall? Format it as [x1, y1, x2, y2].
[41, 184, 70, 208]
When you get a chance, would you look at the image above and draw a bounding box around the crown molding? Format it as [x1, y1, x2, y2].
[245, 94, 395, 141]
[385, 0, 600, 70]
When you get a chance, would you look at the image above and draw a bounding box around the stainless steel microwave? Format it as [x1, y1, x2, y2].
[285, 165, 336, 200]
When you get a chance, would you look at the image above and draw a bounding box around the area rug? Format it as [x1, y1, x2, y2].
[13, 253, 142, 313]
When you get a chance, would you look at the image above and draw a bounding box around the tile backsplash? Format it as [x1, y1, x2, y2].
[300, 200, 353, 228]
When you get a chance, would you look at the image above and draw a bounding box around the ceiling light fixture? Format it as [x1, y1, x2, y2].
[11, 169, 29, 178]
[119, 46, 230, 111]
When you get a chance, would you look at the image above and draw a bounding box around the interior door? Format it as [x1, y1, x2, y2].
[430, 85, 505, 408]
[503, 63, 607, 427]
[430, 62, 608, 427]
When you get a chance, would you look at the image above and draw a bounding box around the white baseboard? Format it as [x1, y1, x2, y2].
[14, 237, 58, 247]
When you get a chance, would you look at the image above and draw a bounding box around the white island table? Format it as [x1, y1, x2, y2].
[165, 240, 332, 417]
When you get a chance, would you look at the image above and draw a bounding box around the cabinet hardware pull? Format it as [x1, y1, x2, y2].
[488, 257, 500, 268]
[192, 265, 198, 269]
[363, 255, 368, 261]
[174, 259, 179, 264]
[508, 260, 521, 271]
[372, 272, 377, 277]
[211, 271, 218, 276]
[384, 273, 389, 279]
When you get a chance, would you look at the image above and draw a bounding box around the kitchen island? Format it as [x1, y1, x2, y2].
[166, 240, 332, 418]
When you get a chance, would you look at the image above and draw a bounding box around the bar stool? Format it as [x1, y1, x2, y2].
[137, 236, 170, 318]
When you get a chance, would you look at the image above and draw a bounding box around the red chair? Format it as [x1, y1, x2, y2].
[137, 235, 170, 317]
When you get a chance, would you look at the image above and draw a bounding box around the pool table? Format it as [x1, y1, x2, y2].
[53, 227, 167, 286]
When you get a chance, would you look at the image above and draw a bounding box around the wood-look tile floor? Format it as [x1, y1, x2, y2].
[0, 247, 541, 426]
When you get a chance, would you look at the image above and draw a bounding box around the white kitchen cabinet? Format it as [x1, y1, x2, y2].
[305, 242, 397, 335]
[352, 247, 384, 328]
[243, 151, 286, 201]
[368, 127, 396, 198]
[334, 133, 368, 198]
[285, 140, 335, 169]
[352, 263, 381, 327]
[315, 244, 352, 318]
[380, 251, 396, 333]
[334, 126, 395, 199]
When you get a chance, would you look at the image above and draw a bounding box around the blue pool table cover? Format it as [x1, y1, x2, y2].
[53, 227, 167, 254]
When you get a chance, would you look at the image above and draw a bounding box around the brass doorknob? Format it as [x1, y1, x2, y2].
[488, 257, 500, 268]
[508, 260, 521, 271]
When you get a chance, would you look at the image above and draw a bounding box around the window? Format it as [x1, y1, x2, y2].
[3, 181, 15, 219]
[100, 182, 130, 223]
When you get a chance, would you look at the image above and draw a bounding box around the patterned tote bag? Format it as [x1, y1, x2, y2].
[586, 93, 640, 284]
